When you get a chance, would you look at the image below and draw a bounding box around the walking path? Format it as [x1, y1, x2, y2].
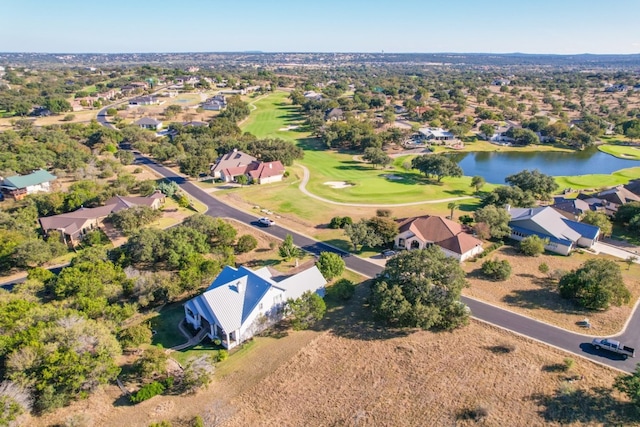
[170, 319, 208, 351]
[297, 164, 473, 207]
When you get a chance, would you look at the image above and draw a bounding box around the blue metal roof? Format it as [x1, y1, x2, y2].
[562, 219, 600, 240]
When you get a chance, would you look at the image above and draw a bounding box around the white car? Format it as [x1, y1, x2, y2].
[258, 217, 275, 227]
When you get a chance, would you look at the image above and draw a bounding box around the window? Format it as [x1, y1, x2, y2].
[398, 238, 406, 248]
[259, 302, 263, 310]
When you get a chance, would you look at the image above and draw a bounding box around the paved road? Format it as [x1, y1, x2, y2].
[133, 154, 640, 372]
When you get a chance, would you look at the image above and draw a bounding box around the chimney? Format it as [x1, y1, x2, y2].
[269, 163, 272, 169]
[235, 280, 245, 294]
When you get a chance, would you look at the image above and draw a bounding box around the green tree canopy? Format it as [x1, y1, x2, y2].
[315, 252, 345, 281]
[505, 169, 559, 200]
[558, 259, 630, 310]
[519, 235, 548, 256]
[287, 291, 326, 330]
[581, 211, 612, 237]
[473, 205, 511, 239]
[370, 246, 469, 330]
[411, 154, 463, 182]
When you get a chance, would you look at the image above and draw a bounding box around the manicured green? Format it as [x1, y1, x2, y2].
[598, 144, 640, 160]
[554, 167, 640, 190]
[241, 91, 307, 142]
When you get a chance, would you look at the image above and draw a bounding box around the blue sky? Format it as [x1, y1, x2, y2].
[1, 0, 638, 54]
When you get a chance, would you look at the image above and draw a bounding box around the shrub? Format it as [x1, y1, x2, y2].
[329, 216, 353, 229]
[476, 241, 503, 259]
[519, 235, 548, 256]
[456, 406, 489, 422]
[376, 209, 392, 217]
[558, 258, 630, 310]
[564, 357, 575, 371]
[538, 262, 549, 276]
[287, 291, 326, 330]
[328, 278, 355, 300]
[217, 350, 228, 361]
[176, 194, 190, 208]
[316, 252, 345, 280]
[236, 234, 258, 254]
[459, 214, 474, 225]
[213, 338, 222, 346]
[192, 416, 204, 427]
[130, 381, 165, 404]
[481, 259, 512, 281]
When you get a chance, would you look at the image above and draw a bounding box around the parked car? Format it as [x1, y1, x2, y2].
[381, 249, 397, 258]
[591, 338, 635, 359]
[257, 217, 275, 227]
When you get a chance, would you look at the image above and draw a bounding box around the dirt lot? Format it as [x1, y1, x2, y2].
[463, 246, 640, 335]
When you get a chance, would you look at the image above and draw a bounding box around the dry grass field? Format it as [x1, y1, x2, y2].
[463, 246, 640, 335]
[30, 276, 639, 427]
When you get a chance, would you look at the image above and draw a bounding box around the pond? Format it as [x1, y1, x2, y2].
[448, 149, 640, 184]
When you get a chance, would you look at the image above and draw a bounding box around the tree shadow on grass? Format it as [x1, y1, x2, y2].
[312, 279, 412, 342]
[502, 288, 588, 314]
[531, 386, 637, 425]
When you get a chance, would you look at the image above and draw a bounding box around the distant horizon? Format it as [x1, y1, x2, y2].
[1, 51, 639, 56]
[1, 0, 638, 55]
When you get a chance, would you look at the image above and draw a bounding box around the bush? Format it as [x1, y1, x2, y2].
[236, 234, 258, 254]
[315, 252, 345, 280]
[459, 214, 474, 225]
[192, 416, 204, 427]
[328, 278, 355, 300]
[564, 357, 575, 371]
[216, 350, 228, 361]
[456, 406, 489, 422]
[481, 259, 512, 281]
[519, 235, 548, 256]
[376, 209, 392, 217]
[538, 262, 549, 276]
[329, 216, 353, 229]
[287, 291, 326, 330]
[130, 381, 165, 404]
[558, 258, 630, 310]
[213, 338, 221, 346]
[476, 241, 503, 259]
[176, 194, 190, 208]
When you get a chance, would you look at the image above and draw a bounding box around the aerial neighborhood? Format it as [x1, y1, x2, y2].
[3, 49, 640, 426]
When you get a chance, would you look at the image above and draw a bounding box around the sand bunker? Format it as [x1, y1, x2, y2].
[279, 125, 300, 131]
[383, 174, 404, 180]
[324, 181, 354, 189]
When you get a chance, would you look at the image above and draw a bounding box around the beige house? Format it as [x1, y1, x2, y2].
[394, 215, 484, 262]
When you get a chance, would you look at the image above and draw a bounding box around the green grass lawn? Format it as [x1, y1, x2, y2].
[241, 91, 308, 142]
[149, 303, 187, 349]
[598, 144, 640, 160]
[554, 167, 640, 190]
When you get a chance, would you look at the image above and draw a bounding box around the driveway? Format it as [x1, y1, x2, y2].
[593, 241, 640, 263]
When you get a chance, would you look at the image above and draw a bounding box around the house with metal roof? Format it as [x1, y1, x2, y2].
[184, 265, 327, 349]
[1, 169, 57, 200]
[418, 127, 455, 142]
[134, 117, 163, 130]
[508, 206, 600, 255]
[394, 215, 484, 262]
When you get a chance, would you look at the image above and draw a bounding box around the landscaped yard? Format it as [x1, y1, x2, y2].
[149, 303, 188, 349]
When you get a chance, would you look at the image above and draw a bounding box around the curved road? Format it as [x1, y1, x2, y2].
[133, 153, 640, 373]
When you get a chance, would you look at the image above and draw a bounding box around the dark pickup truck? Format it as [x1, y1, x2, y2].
[592, 338, 635, 359]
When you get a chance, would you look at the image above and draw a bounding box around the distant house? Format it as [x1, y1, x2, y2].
[605, 84, 628, 93]
[393, 105, 407, 114]
[121, 82, 148, 94]
[492, 79, 511, 86]
[134, 117, 163, 130]
[394, 215, 484, 262]
[184, 265, 327, 349]
[96, 89, 118, 100]
[182, 120, 209, 128]
[418, 127, 455, 142]
[508, 206, 600, 256]
[219, 160, 285, 185]
[210, 149, 257, 179]
[572, 185, 640, 217]
[1, 169, 56, 200]
[201, 95, 227, 111]
[303, 91, 322, 101]
[103, 191, 165, 212]
[39, 192, 164, 246]
[248, 161, 285, 184]
[219, 89, 246, 95]
[128, 96, 159, 106]
[325, 107, 344, 121]
[39, 205, 116, 246]
[551, 197, 592, 220]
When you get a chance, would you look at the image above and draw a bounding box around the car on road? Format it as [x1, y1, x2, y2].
[257, 217, 275, 227]
[381, 249, 397, 258]
[592, 338, 635, 359]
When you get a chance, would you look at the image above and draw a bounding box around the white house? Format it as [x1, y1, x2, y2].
[184, 265, 327, 349]
[134, 117, 163, 130]
[394, 215, 484, 262]
[508, 206, 600, 256]
[418, 127, 455, 142]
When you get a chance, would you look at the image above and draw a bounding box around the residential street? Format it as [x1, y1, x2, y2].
[134, 153, 640, 373]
